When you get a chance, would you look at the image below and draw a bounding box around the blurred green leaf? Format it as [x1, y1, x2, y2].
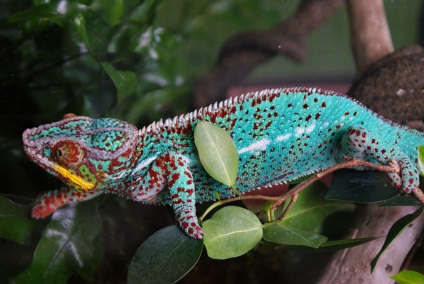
[326, 169, 401, 203]
[194, 121, 239, 187]
[0, 197, 36, 245]
[203, 206, 262, 259]
[127, 225, 203, 284]
[14, 201, 103, 283]
[91, 0, 123, 27]
[371, 207, 424, 272]
[418, 145, 424, 176]
[123, 87, 188, 123]
[72, 12, 93, 53]
[128, 0, 160, 25]
[101, 62, 137, 102]
[391, 270, 424, 284]
[282, 182, 354, 233]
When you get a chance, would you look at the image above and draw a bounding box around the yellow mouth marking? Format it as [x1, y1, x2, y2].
[52, 164, 94, 191]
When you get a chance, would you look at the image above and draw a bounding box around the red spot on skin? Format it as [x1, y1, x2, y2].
[305, 114, 312, 122]
[168, 173, 180, 188]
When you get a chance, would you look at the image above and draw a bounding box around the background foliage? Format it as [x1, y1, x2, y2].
[1, 0, 423, 283]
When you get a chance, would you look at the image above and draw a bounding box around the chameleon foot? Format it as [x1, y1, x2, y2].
[176, 207, 204, 239]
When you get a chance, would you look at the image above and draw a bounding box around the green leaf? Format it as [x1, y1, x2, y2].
[391, 270, 424, 284]
[319, 237, 377, 249]
[194, 121, 238, 187]
[282, 182, 354, 233]
[203, 206, 262, 259]
[381, 195, 424, 206]
[371, 207, 424, 272]
[282, 237, 378, 252]
[326, 169, 401, 203]
[14, 201, 103, 284]
[91, 0, 123, 27]
[263, 223, 327, 248]
[0, 196, 36, 245]
[418, 145, 424, 176]
[127, 225, 203, 284]
[101, 62, 137, 101]
[72, 13, 93, 53]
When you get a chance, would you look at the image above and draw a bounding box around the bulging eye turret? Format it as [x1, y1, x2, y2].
[53, 141, 86, 168]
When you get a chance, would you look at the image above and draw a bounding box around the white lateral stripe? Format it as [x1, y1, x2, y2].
[131, 156, 157, 175]
[276, 133, 291, 142]
[238, 138, 270, 154]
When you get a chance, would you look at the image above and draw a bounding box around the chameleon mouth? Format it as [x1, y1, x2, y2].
[52, 164, 95, 191]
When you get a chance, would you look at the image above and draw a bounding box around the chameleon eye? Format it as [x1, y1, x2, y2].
[53, 141, 85, 168]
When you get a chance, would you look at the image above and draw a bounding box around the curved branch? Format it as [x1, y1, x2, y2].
[190, 0, 345, 109]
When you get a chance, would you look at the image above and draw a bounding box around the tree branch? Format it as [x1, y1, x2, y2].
[190, 0, 345, 109]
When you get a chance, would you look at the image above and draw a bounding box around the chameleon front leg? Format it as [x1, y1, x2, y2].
[32, 188, 102, 218]
[339, 126, 420, 193]
[162, 152, 204, 239]
[130, 152, 203, 239]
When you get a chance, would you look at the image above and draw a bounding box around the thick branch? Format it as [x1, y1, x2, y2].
[190, 0, 345, 109]
[347, 0, 394, 74]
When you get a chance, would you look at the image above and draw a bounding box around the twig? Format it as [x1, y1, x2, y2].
[271, 157, 401, 208]
[200, 157, 415, 221]
[277, 194, 298, 222]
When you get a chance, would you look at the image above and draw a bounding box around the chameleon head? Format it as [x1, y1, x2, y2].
[22, 113, 139, 192]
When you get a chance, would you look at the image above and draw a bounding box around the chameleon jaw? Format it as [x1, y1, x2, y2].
[52, 163, 95, 191]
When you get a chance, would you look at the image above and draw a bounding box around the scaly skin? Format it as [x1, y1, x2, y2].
[23, 88, 424, 239]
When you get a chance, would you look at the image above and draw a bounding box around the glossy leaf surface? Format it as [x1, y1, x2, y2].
[391, 270, 424, 284]
[14, 201, 102, 284]
[203, 206, 262, 259]
[326, 169, 401, 203]
[194, 121, 238, 187]
[128, 225, 203, 284]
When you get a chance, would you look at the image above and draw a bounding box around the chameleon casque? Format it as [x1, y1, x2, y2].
[23, 88, 424, 239]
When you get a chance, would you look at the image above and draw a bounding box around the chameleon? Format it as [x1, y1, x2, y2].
[23, 87, 424, 239]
